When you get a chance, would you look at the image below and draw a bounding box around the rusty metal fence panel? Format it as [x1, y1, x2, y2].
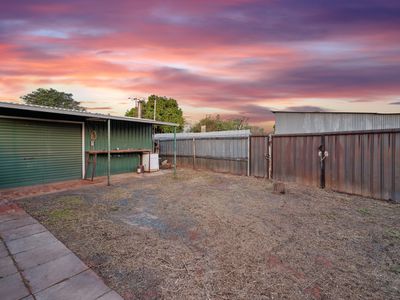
[272, 135, 321, 186]
[272, 130, 400, 202]
[325, 131, 400, 201]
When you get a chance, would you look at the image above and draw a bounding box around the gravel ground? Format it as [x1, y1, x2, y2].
[19, 169, 400, 300]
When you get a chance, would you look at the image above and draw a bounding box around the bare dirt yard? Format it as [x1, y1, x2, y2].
[19, 169, 400, 299]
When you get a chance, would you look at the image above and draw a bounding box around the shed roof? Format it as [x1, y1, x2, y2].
[0, 101, 178, 126]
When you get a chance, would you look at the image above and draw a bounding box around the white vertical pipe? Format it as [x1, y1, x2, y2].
[268, 134, 272, 179]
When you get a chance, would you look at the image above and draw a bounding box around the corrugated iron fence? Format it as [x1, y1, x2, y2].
[272, 130, 400, 202]
[158, 136, 249, 175]
[158, 130, 399, 202]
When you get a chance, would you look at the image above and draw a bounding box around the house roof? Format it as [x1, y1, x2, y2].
[0, 101, 178, 126]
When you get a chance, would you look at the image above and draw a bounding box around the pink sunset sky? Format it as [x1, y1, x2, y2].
[1, 0, 400, 130]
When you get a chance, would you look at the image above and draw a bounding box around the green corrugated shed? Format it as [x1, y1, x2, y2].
[0, 101, 176, 189]
[84, 120, 153, 177]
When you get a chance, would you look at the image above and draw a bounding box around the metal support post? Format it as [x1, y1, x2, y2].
[192, 137, 196, 169]
[173, 127, 177, 176]
[247, 136, 250, 176]
[107, 119, 111, 186]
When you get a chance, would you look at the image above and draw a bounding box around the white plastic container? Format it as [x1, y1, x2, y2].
[142, 153, 159, 172]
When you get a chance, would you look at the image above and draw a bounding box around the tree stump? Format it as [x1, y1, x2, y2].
[273, 182, 286, 194]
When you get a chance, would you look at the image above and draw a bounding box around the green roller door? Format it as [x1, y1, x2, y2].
[0, 118, 82, 188]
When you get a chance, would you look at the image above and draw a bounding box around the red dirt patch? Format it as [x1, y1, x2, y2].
[315, 255, 333, 269]
[188, 228, 200, 241]
[0, 179, 99, 201]
[305, 284, 322, 300]
[1, 171, 169, 201]
[267, 254, 284, 269]
[267, 254, 305, 279]
[0, 201, 22, 213]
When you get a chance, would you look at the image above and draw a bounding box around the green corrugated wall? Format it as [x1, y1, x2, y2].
[0, 116, 154, 188]
[85, 120, 153, 177]
[0, 118, 82, 188]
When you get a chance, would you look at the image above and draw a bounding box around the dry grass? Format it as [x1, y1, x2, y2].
[20, 169, 400, 300]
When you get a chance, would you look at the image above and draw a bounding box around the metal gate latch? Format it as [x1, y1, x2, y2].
[318, 150, 329, 161]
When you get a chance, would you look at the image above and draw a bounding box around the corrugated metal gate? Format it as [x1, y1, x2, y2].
[272, 135, 321, 186]
[272, 130, 400, 202]
[249, 136, 270, 177]
[0, 117, 82, 188]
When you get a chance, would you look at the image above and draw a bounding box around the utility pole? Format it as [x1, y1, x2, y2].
[128, 96, 145, 118]
[153, 98, 157, 120]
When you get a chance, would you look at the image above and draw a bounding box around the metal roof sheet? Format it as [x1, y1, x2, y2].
[272, 111, 400, 115]
[273, 111, 400, 134]
[0, 101, 178, 126]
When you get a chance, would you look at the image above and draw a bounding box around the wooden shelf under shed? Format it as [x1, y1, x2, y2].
[85, 148, 152, 154]
[84, 148, 152, 180]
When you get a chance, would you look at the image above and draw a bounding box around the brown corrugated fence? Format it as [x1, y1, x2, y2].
[158, 129, 399, 202]
[272, 130, 400, 202]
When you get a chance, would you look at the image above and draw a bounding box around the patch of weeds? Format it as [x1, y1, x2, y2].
[357, 208, 371, 215]
[56, 195, 83, 207]
[105, 188, 128, 201]
[389, 264, 400, 274]
[48, 208, 74, 222]
[88, 253, 111, 267]
[323, 212, 337, 220]
[264, 181, 274, 190]
[385, 228, 400, 239]
[168, 172, 192, 182]
[110, 206, 120, 212]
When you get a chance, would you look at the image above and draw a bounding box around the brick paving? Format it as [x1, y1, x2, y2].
[0, 204, 123, 300]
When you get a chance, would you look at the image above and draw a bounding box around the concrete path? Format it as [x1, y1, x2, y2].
[0, 203, 123, 300]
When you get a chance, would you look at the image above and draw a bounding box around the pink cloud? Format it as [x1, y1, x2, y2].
[1, 0, 400, 130]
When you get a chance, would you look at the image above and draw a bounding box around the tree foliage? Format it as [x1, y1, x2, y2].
[125, 95, 185, 133]
[21, 88, 86, 111]
[190, 114, 265, 134]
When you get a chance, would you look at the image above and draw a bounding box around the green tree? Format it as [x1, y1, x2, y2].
[21, 88, 85, 111]
[190, 115, 264, 134]
[125, 95, 185, 133]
